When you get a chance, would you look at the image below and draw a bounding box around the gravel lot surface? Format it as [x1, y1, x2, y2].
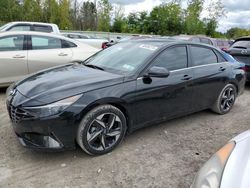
[0, 86, 250, 188]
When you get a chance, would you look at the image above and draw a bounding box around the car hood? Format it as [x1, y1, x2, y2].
[220, 130, 250, 188]
[14, 64, 124, 106]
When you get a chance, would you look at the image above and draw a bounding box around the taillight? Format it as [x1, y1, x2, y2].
[102, 42, 108, 49]
[241, 66, 247, 72]
[222, 48, 228, 52]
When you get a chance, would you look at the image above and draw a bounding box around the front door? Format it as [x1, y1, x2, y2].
[135, 45, 194, 128]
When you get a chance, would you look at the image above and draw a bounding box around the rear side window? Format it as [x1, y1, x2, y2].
[31, 36, 61, 50]
[8, 25, 31, 31]
[0, 35, 24, 51]
[33, 25, 53, 33]
[153, 46, 188, 71]
[191, 46, 218, 66]
[232, 40, 250, 49]
[62, 40, 77, 48]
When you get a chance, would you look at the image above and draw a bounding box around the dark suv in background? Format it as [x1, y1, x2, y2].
[228, 37, 250, 80]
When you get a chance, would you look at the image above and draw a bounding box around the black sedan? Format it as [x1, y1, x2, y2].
[227, 37, 250, 81]
[6, 39, 245, 155]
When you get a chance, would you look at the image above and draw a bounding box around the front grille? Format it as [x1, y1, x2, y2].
[9, 105, 34, 123]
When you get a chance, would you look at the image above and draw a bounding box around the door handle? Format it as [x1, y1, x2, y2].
[13, 55, 25, 59]
[219, 67, 226, 71]
[58, 52, 68, 56]
[182, 75, 192, 81]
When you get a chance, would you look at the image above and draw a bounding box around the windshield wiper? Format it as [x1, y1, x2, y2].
[84, 64, 104, 71]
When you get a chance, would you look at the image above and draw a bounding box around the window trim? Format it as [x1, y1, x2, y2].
[0, 34, 27, 52]
[188, 44, 219, 67]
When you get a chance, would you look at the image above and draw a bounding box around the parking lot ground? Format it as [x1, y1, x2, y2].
[1, 86, 250, 188]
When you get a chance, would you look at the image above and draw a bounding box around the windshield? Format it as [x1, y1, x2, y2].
[232, 40, 250, 49]
[0, 23, 11, 31]
[85, 41, 162, 74]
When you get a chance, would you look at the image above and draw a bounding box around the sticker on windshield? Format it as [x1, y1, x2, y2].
[139, 44, 158, 51]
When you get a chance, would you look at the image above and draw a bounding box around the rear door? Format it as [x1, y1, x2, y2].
[135, 45, 194, 128]
[190, 45, 231, 110]
[27, 35, 73, 73]
[0, 35, 28, 85]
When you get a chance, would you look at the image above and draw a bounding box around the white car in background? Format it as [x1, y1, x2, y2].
[62, 32, 109, 49]
[0, 31, 100, 87]
[191, 130, 250, 188]
[0, 21, 60, 34]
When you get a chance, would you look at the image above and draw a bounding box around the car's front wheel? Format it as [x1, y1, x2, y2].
[77, 105, 127, 155]
[212, 84, 237, 115]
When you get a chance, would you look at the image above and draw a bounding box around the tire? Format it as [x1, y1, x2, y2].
[77, 105, 127, 155]
[211, 84, 237, 115]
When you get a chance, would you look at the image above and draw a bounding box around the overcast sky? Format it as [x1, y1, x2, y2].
[84, 0, 250, 33]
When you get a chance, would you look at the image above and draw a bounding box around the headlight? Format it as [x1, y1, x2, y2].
[24, 94, 82, 118]
[6, 83, 16, 97]
[191, 142, 235, 188]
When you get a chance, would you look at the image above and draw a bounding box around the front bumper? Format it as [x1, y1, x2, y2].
[11, 117, 78, 151]
[6, 91, 83, 151]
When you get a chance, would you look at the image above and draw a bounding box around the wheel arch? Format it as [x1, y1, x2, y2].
[79, 97, 132, 133]
[228, 80, 239, 95]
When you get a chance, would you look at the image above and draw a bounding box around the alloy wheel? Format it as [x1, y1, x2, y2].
[220, 87, 235, 112]
[87, 113, 122, 151]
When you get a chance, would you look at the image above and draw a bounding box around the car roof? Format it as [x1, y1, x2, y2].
[0, 31, 64, 38]
[234, 36, 250, 42]
[172, 35, 213, 40]
[8, 21, 57, 26]
[128, 38, 220, 51]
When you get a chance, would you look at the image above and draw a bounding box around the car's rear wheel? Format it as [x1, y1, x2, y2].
[212, 84, 237, 114]
[77, 105, 127, 155]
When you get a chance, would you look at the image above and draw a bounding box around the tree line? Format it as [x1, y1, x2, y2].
[0, 0, 249, 39]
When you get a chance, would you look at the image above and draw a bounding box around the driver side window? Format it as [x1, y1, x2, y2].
[152, 46, 188, 71]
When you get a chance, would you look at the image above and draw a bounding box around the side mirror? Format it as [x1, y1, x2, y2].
[145, 66, 170, 78]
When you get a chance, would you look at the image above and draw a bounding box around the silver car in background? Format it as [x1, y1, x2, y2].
[192, 130, 250, 188]
[62, 32, 109, 49]
[0, 31, 99, 87]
